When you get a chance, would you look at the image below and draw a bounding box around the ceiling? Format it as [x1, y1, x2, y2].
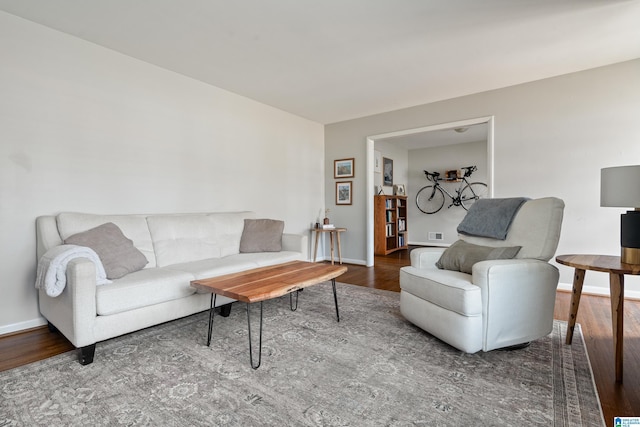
[1, 0, 639, 124]
[379, 123, 488, 150]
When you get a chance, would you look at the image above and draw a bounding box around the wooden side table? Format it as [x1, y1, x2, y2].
[312, 227, 346, 265]
[556, 254, 640, 382]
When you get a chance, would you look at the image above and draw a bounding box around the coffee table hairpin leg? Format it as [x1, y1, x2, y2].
[332, 279, 340, 322]
[207, 280, 340, 369]
[206, 293, 217, 347]
[290, 290, 299, 311]
[246, 302, 263, 369]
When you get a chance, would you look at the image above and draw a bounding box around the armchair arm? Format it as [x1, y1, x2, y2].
[472, 258, 559, 350]
[410, 247, 446, 269]
[38, 258, 98, 348]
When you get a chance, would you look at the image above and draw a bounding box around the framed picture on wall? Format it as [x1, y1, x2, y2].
[336, 181, 352, 205]
[374, 151, 382, 174]
[334, 158, 355, 178]
[383, 157, 393, 186]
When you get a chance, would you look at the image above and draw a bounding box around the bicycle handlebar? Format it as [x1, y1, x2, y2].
[423, 170, 440, 182]
[462, 166, 477, 177]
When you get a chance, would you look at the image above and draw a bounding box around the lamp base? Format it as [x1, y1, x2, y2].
[621, 210, 640, 265]
[621, 247, 640, 265]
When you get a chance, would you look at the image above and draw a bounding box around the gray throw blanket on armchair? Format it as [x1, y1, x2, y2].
[457, 197, 529, 240]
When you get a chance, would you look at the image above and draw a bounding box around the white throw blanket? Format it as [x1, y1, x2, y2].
[35, 244, 111, 297]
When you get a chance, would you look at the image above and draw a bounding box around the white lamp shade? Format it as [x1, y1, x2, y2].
[600, 165, 640, 208]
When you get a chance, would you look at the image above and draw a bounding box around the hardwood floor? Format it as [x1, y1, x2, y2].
[2, 248, 639, 425]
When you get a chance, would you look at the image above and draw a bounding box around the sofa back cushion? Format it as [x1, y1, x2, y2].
[460, 197, 564, 262]
[147, 212, 255, 267]
[56, 213, 157, 267]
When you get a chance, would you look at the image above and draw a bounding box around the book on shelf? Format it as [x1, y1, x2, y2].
[386, 223, 395, 237]
[321, 224, 335, 229]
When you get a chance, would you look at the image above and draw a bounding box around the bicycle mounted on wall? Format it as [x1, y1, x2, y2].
[415, 166, 488, 214]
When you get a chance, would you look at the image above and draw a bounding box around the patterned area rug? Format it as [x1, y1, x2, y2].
[1, 283, 604, 426]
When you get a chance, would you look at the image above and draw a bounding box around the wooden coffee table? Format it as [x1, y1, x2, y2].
[190, 261, 348, 369]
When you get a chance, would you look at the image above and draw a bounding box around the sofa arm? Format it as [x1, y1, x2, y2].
[38, 258, 98, 348]
[282, 233, 309, 261]
[410, 247, 446, 269]
[472, 259, 559, 350]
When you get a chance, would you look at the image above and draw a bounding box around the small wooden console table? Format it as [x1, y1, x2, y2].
[556, 254, 640, 382]
[312, 227, 346, 264]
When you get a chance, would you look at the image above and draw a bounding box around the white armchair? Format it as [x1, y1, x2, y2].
[399, 197, 565, 353]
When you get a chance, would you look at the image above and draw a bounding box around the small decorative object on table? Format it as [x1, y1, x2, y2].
[323, 209, 330, 225]
[393, 184, 406, 196]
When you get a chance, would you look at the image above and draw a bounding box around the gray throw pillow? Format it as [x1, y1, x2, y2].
[239, 219, 284, 253]
[436, 240, 521, 274]
[64, 222, 148, 279]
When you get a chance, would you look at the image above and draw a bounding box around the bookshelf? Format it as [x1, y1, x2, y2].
[374, 195, 408, 255]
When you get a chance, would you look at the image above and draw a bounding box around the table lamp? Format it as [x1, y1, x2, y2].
[601, 165, 640, 264]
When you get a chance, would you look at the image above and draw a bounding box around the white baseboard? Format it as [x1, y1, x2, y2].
[340, 257, 367, 266]
[557, 281, 640, 300]
[409, 240, 449, 248]
[0, 316, 47, 336]
[310, 255, 367, 266]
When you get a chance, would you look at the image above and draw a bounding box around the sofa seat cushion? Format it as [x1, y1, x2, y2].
[400, 266, 482, 317]
[165, 257, 260, 281]
[167, 252, 303, 293]
[96, 268, 196, 316]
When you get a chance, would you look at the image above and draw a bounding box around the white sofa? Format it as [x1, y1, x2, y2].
[399, 197, 564, 353]
[36, 211, 308, 364]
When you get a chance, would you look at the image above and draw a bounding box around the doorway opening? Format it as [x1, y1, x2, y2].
[365, 116, 495, 266]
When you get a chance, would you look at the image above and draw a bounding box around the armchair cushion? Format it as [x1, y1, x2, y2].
[435, 240, 521, 274]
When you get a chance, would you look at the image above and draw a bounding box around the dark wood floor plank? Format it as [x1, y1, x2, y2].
[0, 326, 74, 372]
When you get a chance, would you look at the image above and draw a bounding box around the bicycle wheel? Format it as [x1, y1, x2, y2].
[460, 182, 488, 210]
[416, 185, 445, 214]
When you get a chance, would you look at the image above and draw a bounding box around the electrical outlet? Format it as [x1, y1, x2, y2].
[428, 232, 444, 241]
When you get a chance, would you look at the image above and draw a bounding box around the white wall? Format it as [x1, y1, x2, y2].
[408, 140, 488, 246]
[325, 58, 640, 297]
[0, 12, 324, 334]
